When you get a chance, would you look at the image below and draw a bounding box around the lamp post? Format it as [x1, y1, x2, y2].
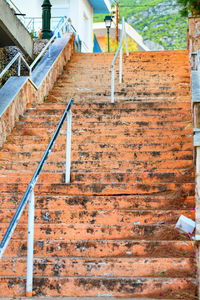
[104, 16, 112, 53]
[42, 0, 52, 39]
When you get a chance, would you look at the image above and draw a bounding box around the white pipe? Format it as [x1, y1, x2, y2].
[0, 52, 20, 79]
[195, 147, 200, 300]
[124, 28, 129, 57]
[26, 190, 35, 297]
[119, 47, 123, 84]
[66, 109, 72, 183]
[18, 56, 21, 77]
[111, 66, 115, 103]
[196, 147, 200, 241]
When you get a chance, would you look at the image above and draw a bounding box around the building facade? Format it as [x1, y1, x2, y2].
[11, 0, 111, 52]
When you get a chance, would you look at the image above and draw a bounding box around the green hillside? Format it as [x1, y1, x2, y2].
[94, 0, 188, 50]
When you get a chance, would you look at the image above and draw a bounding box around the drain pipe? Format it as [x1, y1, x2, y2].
[195, 145, 200, 300]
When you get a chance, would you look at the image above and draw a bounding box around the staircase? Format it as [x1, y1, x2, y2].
[0, 51, 197, 299]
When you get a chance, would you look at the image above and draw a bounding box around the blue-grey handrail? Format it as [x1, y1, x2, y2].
[0, 98, 74, 258]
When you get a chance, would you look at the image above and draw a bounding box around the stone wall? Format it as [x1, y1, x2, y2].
[0, 34, 75, 147]
[188, 17, 200, 69]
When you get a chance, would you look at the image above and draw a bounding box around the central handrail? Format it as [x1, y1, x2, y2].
[111, 16, 129, 103]
[0, 98, 74, 296]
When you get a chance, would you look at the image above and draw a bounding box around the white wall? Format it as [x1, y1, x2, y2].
[12, 0, 94, 52]
[13, 0, 41, 17]
[70, 0, 93, 52]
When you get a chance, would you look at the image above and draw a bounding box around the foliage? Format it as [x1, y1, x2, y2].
[94, 0, 188, 50]
[105, 36, 138, 52]
[177, 0, 200, 16]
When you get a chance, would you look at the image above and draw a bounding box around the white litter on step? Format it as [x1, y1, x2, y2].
[175, 215, 195, 234]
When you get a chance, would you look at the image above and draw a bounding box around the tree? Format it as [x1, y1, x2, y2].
[177, 0, 200, 17]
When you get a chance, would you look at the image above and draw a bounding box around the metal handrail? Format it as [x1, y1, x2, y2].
[0, 52, 20, 78]
[30, 17, 70, 73]
[0, 98, 74, 296]
[111, 16, 129, 103]
[0, 16, 79, 81]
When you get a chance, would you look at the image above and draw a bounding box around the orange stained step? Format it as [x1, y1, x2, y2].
[0, 50, 197, 299]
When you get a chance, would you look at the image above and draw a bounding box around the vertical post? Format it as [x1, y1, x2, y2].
[196, 147, 200, 300]
[119, 46, 123, 84]
[66, 108, 72, 183]
[107, 28, 110, 53]
[111, 66, 115, 103]
[196, 147, 200, 241]
[41, 0, 52, 39]
[26, 190, 35, 297]
[124, 29, 129, 57]
[115, 1, 119, 43]
[18, 55, 21, 77]
[32, 18, 34, 35]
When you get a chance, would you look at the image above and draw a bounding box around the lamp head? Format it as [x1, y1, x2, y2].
[104, 15, 112, 29]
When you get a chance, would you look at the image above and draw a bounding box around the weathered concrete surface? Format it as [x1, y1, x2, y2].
[0, 0, 33, 58]
[0, 51, 197, 299]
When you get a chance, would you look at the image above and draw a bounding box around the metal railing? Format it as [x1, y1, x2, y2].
[23, 16, 66, 38]
[111, 16, 129, 103]
[0, 16, 81, 80]
[0, 98, 74, 296]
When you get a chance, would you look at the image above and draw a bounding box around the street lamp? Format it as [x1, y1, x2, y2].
[104, 15, 112, 53]
[42, 0, 52, 39]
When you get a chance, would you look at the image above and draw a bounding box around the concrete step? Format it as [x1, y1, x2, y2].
[0, 169, 194, 184]
[0, 150, 193, 163]
[2, 239, 195, 259]
[0, 208, 195, 226]
[0, 182, 195, 196]
[0, 277, 196, 298]
[0, 159, 194, 172]
[0, 223, 193, 241]
[3, 141, 193, 153]
[0, 194, 194, 210]
[0, 257, 195, 278]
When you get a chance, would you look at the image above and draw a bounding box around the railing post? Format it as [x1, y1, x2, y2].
[26, 189, 35, 297]
[111, 66, 115, 103]
[17, 55, 21, 76]
[124, 29, 129, 57]
[66, 108, 72, 183]
[119, 46, 123, 84]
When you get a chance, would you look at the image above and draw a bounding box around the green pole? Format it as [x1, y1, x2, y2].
[107, 28, 110, 53]
[41, 0, 52, 39]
